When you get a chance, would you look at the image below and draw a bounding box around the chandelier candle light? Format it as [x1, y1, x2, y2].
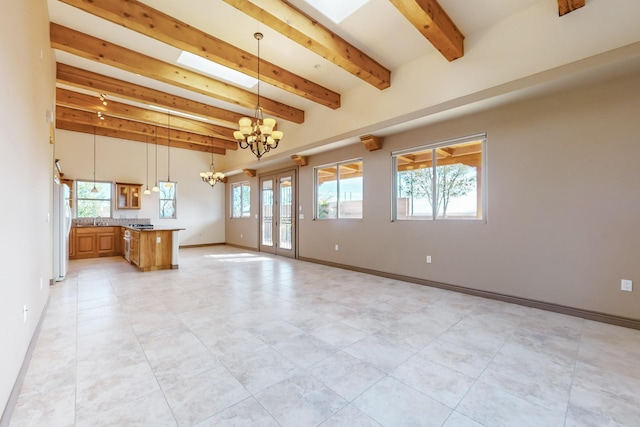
[233, 32, 283, 160]
[200, 146, 225, 187]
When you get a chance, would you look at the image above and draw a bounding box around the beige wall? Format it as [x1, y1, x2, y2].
[228, 71, 640, 321]
[0, 0, 56, 417]
[54, 129, 226, 246]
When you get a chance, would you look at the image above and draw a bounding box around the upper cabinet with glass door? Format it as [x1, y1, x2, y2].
[116, 183, 142, 209]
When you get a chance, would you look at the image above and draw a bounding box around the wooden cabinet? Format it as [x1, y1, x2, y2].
[75, 228, 97, 258]
[97, 230, 116, 255]
[130, 230, 140, 265]
[128, 230, 173, 272]
[68, 228, 76, 258]
[70, 226, 120, 259]
[116, 183, 142, 209]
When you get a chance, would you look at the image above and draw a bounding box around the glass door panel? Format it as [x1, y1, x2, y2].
[259, 170, 296, 258]
[279, 176, 292, 250]
[261, 179, 274, 249]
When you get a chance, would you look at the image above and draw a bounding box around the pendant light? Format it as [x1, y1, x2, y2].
[91, 126, 98, 193]
[152, 125, 160, 192]
[200, 137, 225, 187]
[165, 111, 173, 188]
[233, 32, 283, 159]
[143, 135, 151, 195]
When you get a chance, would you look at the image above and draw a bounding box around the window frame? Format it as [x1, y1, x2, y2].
[230, 181, 251, 218]
[314, 158, 364, 220]
[75, 180, 113, 218]
[158, 181, 177, 219]
[392, 133, 487, 222]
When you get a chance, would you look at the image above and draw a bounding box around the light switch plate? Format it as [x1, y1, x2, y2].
[621, 279, 633, 292]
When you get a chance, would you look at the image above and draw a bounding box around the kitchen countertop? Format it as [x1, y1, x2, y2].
[123, 225, 186, 232]
[72, 224, 185, 231]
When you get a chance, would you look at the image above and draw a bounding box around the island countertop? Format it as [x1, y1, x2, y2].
[123, 225, 185, 232]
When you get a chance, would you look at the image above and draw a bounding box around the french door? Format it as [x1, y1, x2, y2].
[259, 170, 296, 258]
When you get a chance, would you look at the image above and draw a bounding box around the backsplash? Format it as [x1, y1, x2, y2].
[72, 218, 151, 227]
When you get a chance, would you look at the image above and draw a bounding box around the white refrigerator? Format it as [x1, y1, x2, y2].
[53, 183, 71, 281]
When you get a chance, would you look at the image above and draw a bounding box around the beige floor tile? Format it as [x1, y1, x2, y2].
[310, 320, 368, 348]
[194, 397, 279, 427]
[457, 382, 565, 427]
[255, 373, 347, 427]
[320, 404, 383, 426]
[163, 366, 250, 427]
[75, 390, 177, 427]
[344, 335, 414, 374]
[273, 333, 337, 368]
[393, 354, 475, 408]
[8, 246, 640, 427]
[308, 351, 385, 401]
[223, 346, 301, 394]
[441, 411, 485, 427]
[353, 376, 451, 427]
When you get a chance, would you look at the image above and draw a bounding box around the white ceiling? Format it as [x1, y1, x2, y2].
[47, 0, 640, 173]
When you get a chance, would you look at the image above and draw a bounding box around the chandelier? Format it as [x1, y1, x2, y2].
[200, 150, 225, 187]
[233, 32, 283, 160]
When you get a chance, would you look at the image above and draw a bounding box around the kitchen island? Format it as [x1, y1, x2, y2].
[124, 225, 185, 272]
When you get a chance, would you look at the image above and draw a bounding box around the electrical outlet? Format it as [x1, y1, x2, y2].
[335, 244, 339, 251]
[621, 279, 633, 292]
[240, 233, 243, 239]
[40, 277, 43, 289]
[156, 236, 161, 243]
[426, 256, 432, 264]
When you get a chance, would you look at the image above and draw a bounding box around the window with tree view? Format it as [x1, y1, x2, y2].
[315, 159, 363, 219]
[159, 181, 176, 219]
[76, 180, 112, 218]
[393, 135, 485, 220]
[231, 182, 251, 218]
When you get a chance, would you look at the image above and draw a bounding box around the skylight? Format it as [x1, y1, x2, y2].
[303, 0, 369, 24]
[148, 105, 208, 122]
[176, 51, 257, 89]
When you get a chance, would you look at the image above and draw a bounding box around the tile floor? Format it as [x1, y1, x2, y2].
[8, 246, 640, 426]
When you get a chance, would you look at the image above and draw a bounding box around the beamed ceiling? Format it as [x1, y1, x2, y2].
[49, 0, 609, 167]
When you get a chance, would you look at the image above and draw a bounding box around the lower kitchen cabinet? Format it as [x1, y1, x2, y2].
[68, 228, 76, 258]
[70, 226, 121, 259]
[128, 229, 173, 272]
[130, 230, 140, 265]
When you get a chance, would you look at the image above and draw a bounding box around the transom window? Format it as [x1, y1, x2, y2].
[159, 181, 177, 219]
[231, 182, 251, 218]
[315, 159, 363, 219]
[76, 180, 112, 218]
[393, 134, 486, 221]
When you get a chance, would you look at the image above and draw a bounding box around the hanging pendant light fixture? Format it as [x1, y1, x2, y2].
[233, 32, 283, 160]
[165, 111, 173, 188]
[152, 125, 160, 192]
[143, 135, 151, 195]
[200, 140, 225, 187]
[91, 126, 98, 193]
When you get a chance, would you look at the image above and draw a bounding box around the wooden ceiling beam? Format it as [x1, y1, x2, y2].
[56, 120, 225, 154]
[56, 88, 237, 141]
[558, 0, 586, 16]
[222, 0, 391, 90]
[50, 23, 304, 124]
[58, 0, 340, 109]
[56, 106, 235, 150]
[57, 63, 245, 126]
[388, 0, 464, 61]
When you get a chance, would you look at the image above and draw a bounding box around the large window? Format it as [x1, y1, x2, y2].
[76, 180, 112, 218]
[315, 159, 363, 219]
[159, 181, 177, 219]
[393, 134, 485, 221]
[231, 182, 251, 218]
